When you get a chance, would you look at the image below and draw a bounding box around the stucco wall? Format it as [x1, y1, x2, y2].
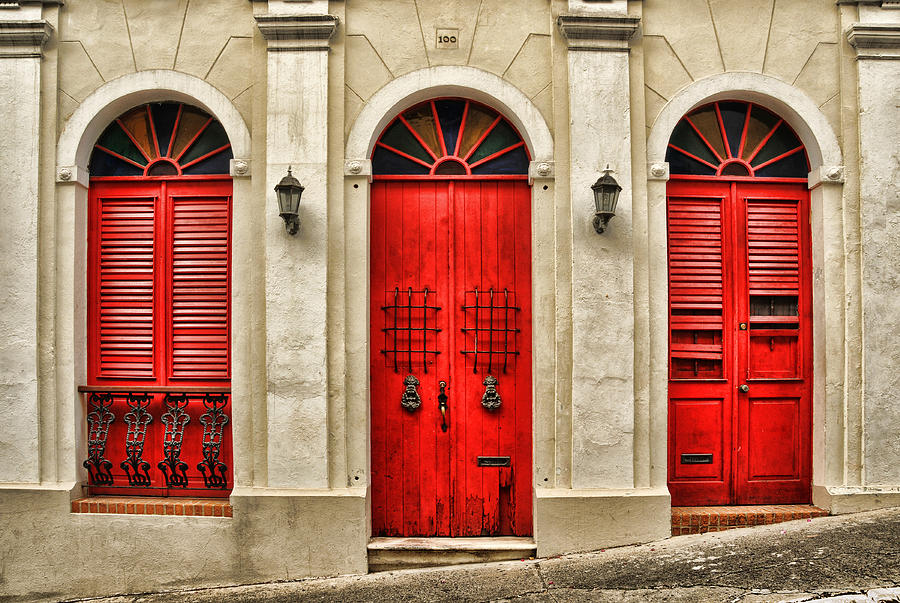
[858, 57, 900, 485]
[0, 485, 367, 601]
[642, 0, 841, 139]
[343, 0, 554, 139]
[57, 0, 256, 132]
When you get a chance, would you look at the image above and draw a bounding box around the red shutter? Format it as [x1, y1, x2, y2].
[667, 195, 725, 379]
[168, 192, 230, 380]
[746, 200, 800, 297]
[744, 197, 802, 380]
[94, 194, 158, 379]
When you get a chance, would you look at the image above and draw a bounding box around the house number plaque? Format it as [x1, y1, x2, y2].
[436, 29, 459, 49]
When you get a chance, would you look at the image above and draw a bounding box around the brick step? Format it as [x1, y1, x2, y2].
[672, 504, 828, 536]
[71, 496, 232, 517]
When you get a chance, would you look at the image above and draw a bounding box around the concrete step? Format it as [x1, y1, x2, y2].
[367, 537, 536, 572]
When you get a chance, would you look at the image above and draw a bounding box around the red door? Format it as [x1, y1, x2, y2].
[370, 179, 533, 536]
[667, 180, 812, 505]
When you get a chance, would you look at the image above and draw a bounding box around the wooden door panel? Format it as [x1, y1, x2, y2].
[734, 185, 811, 504]
[667, 180, 811, 506]
[455, 180, 490, 535]
[371, 179, 531, 537]
[748, 332, 800, 379]
[737, 390, 808, 503]
[669, 398, 727, 481]
[451, 181, 532, 536]
[666, 185, 733, 505]
[744, 397, 801, 480]
[668, 395, 730, 505]
[370, 181, 452, 536]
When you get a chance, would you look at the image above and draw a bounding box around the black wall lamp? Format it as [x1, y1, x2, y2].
[591, 165, 621, 234]
[274, 166, 304, 235]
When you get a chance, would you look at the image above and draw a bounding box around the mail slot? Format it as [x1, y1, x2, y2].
[681, 453, 713, 464]
[477, 456, 511, 467]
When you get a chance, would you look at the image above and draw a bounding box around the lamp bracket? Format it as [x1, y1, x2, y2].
[593, 213, 612, 234]
[283, 215, 300, 236]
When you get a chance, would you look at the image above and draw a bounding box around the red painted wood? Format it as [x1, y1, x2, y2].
[667, 180, 811, 505]
[370, 179, 532, 537]
[87, 179, 232, 497]
[734, 184, 812, 503]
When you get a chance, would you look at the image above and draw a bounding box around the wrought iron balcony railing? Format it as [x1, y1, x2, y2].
[79, 386, 232, 497]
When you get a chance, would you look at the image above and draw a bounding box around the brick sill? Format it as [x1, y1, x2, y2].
[72, 496, 232, 517]
[671, 504, 827, 536]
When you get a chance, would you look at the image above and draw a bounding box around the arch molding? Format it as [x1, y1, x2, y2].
[57, 70, 250, 174]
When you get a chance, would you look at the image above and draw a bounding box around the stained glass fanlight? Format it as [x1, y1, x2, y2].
[89, 102, 233, 177]
[372, 99, 530, 176]
[666, 101, 809, 178]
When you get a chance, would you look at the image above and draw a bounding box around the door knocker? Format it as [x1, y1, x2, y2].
[401, 374, 421, 411]
[481, 375, 501, 410]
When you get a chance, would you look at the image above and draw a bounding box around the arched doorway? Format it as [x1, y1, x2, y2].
[85, 102, 234, 497]
[665, 100, 813, 506]
[369, 98, 533, 536]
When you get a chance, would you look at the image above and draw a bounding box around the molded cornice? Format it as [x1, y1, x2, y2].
[0, 1, 64, 6]
[254, 14, 338, 51]
[847, 23, 900, 59]
[557, 14, 640, 51]
[0, 19, 51, 58]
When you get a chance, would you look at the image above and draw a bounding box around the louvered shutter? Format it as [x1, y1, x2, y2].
[169, 194, 230, 380]
[94, 195, 158, 378]
[746, 200, 800, 298]
[745, 198, 802, 379]
[667, 196, 725, 379]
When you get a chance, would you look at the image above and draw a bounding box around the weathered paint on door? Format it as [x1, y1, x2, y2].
[370, 179, 533, 536]
[667, 179, 812, 505]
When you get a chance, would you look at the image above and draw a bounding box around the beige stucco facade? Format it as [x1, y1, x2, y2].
[1, 0, 899, 599]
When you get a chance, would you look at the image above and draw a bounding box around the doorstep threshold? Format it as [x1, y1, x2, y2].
[367, 537, 536, 572]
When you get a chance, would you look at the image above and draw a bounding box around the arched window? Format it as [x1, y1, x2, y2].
[83, 102, 232, 497]
[90, 102, 233, 177]
[666, 101, 809, 179]
[372, 98, 530, 176]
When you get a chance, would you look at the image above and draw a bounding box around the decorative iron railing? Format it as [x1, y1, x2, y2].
[79, 386, 231, 496]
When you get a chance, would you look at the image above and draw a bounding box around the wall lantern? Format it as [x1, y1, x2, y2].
[591, 165, 622, 234]
[274, 166, 304, 235]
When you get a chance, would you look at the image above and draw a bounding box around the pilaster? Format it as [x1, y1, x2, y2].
[0, 4, 51, 483]
[256, 7, 337, 489]
[557, 13, 639, 490]
[847, 15, 900, 487]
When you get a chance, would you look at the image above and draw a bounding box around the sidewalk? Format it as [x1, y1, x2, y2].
[75, 507, 900, 603]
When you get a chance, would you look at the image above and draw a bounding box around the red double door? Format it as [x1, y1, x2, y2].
[370, 179, 533, 537]
[667, 180, 812, 506]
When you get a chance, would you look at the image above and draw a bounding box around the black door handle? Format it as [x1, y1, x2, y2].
[438, 381, 448, 432]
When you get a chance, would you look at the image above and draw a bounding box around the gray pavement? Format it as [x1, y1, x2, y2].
[74, 507, 900, 603]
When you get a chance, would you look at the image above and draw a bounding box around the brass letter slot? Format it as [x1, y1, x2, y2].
[477, 456, 511, 467]
[681, 453, 713, 464]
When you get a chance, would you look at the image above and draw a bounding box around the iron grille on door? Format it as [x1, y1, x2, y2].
[380, 287, 442, 373]
[460, 287, 520, 373]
